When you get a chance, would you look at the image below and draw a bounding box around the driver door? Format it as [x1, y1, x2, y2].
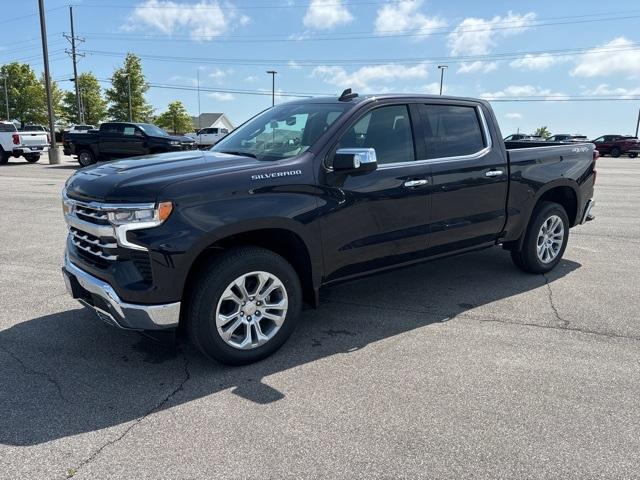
[320, 104, 432, 282]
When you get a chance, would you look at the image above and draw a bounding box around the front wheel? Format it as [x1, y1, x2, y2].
[629, 152, 638, 159]
[187, 247, 302, 365]
[511, 201, 569, 274]
[77, 149, 96, 167]
[611, 147, 621, 158]
[24, 154, 40, 163]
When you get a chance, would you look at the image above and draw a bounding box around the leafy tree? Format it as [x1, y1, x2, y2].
[155, 101, 192, 134]
[38, 73, 64, 124]
[105, 53, 153, 122]
[62, 72, 107, 125]
[534, 126, 551, 139]
[0, 63, 46, 124]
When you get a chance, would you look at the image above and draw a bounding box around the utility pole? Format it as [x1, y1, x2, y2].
[635, 107, 640, 138]
[3, 75, 8, 120]
[197, 68, 201, 130]
[123, 73, 132, 121]
[64, 6, 84, 124]
[437, 65, 448, 96]
[38, 0, 59, 164]
[266, 70, 277, 106]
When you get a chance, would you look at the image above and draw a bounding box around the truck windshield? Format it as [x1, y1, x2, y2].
[212, 103, 350, 160]
[137, 124, 170, 137]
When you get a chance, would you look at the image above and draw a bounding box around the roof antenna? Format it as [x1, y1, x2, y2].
[339, 88, 358, 101]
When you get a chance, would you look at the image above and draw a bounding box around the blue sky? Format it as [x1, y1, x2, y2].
[3, 0, 640, 137]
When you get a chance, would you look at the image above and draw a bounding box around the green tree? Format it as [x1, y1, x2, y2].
[105, 53, 153, 122]
[534, 126, 551, 139]
[38, 73, 64, 123]
[0, 63, 45, 124]
[155, 101, 192, 134]
[62, 72, 107, 125]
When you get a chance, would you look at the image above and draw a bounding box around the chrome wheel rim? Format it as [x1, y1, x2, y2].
[79, 152, 91, 165]
[215, 271, 288, 350]
[536, 215, 564, 264]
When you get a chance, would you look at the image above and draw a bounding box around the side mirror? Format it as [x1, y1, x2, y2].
[333, 148, 377, 172]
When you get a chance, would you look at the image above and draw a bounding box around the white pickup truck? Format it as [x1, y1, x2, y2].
[193, 127, 229, 148]
[0, 121, 50, 164]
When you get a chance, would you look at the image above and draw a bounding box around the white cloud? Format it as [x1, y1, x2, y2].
[303, 0, 354, 30]
[312, 63, 429, 91]
[374, 0, 446, 37]
[509, 53, 568, 71]
[423, 82, 443, 94]
[571, 37, 640, 78]
[505, 112, 522, 119]
[125, 0, 249, 40]
[288, 60, 302, 70]
[208, 68, 229, 79]
[581, 83, 640, 98]
[207, 92, 235, 101]
[480, 85, 568, 101]
[244, 75, 258, 83]
[448, 12, 536, 56]
[457, 61, 498, 74]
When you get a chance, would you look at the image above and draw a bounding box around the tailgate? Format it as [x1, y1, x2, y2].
[19, 132, 48, 147]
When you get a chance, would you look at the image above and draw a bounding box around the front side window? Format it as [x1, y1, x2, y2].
[337, 105, 415, 165]
[421, 105, 486, 159]
[212, 103, 349, 161]
[137, 124, 168, 137]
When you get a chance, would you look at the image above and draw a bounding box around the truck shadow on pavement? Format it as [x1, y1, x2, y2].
[0, 247, 580, 446]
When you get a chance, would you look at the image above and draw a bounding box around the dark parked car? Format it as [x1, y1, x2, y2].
[591, 135, 639, 158]
[547, 134, 588, 143]
[61, 92, 597, 365]
[64, 122, 197, 166]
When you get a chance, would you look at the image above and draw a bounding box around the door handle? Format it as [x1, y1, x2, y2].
[403, 179, 429, 188]
[485, 169, 504, 177]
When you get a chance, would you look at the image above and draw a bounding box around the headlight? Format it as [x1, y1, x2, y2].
[169, 141, 181, 146]
[107, 202, 173, 227]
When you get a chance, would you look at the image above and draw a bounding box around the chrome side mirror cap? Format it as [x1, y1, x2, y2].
[333, 148, 377, 172]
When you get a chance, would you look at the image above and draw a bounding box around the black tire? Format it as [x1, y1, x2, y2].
[187, 247, 302, 365]
[0, 149, 8, 165]
[511, 201, 570, 274]
[24, 154, 40, 163]
[629, 152, 638, 159]
[611, 147, 621, 158]
[77, 149, 96, 167]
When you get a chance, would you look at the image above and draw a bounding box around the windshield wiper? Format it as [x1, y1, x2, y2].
[217, 150, 257, 159]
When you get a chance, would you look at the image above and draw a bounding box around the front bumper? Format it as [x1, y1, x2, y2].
[62, 255, 180, 331]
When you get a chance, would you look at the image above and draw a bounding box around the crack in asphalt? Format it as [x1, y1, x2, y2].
[0, 343, 71, 404]
[67, 349, 192, 478]
[542, 273, 570, 327]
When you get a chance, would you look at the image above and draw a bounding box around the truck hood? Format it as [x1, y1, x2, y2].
[64, 150, 263, 203]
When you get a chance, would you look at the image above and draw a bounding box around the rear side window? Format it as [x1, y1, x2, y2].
[0, 123, 16, 132]
[421, 105, 486, 159]
[101, 124, 122, 134]
[337, 105, 415, 165]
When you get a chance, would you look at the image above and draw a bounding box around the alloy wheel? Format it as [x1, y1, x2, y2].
[536, 215, 564, 263]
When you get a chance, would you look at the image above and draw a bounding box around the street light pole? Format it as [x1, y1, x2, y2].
[38, 0, 59, 164]
[437, 65, 448, 96]
[266, 70, 277, 106]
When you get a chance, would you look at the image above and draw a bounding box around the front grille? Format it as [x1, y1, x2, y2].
[70, 226, 118, 263]
[75, 204, 110, 225]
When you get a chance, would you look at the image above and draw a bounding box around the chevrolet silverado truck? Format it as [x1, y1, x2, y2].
[61, 92, 597, 365]
[63, 121, 196, 167]
[0, 121, 49, 164]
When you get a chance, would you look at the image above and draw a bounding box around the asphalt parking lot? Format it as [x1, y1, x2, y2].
[1, 152, 639, 479]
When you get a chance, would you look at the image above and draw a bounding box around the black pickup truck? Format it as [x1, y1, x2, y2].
[63, 121, 196, 167]
[61, 92, 597, 365]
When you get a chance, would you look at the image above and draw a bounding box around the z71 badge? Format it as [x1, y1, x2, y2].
[251, 170, 302, 181]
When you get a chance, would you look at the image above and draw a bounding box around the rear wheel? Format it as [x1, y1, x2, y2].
[187, 247, 302, 365]
[511, 201, 569, 274]
[0, 148, 8, 165]
[77, 149, 96, 167]
[24, 154, 40, 163]
[611, 147, 621, 158]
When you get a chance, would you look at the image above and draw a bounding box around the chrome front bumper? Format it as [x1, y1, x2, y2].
[62, 256, 180, 330]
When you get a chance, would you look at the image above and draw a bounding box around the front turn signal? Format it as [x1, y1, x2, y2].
[158, 201, 173, 222]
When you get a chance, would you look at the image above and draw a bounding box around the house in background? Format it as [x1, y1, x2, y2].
[191, 113, 234, 132]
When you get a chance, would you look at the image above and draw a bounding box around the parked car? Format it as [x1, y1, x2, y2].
[503, 134, 545, 142]
[591, 135, 639, 158]
[64, 122, 197, 166]
[547, 134, 588, 143]
[0, 121, 49, 164]
[193, 127, 229, 148]
[61, 92, 596, 365]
